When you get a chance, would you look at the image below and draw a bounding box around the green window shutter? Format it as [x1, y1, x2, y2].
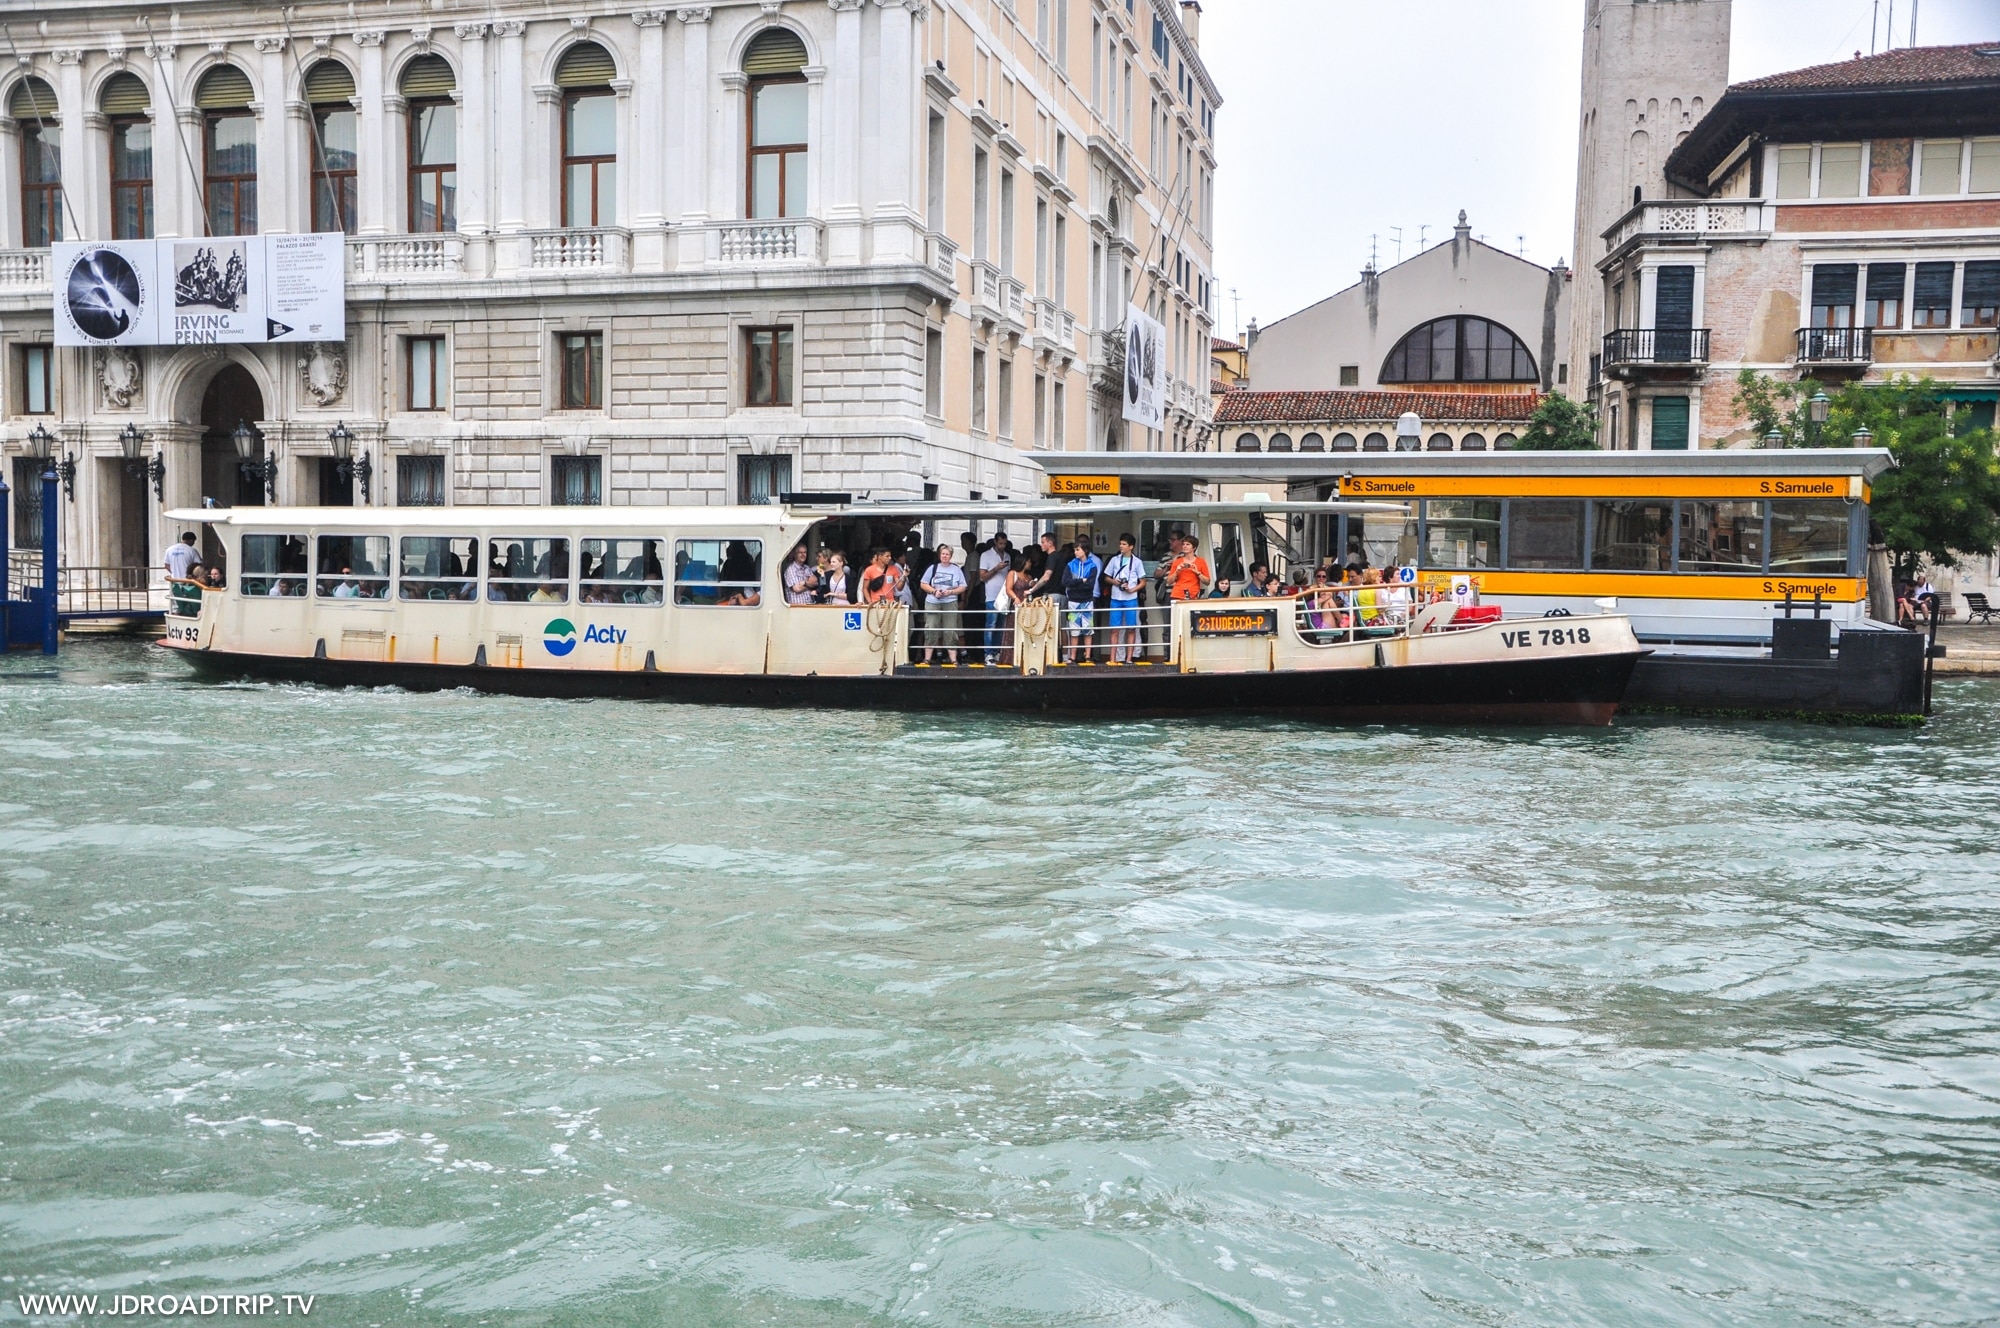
[8, 76, 59, 119]
[399, 55, 456, 99]
[554, 42, 617, 88]
[195, 65, 254, 109]
[743, 29, 808, 76]
[100, 72, 151, 116]
[1650, 397, 1690, 451]
[303, 60, 356, 104]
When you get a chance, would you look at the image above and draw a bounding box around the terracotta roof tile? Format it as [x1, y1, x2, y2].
[1213, 390, 1539, 426]
[1730, 42, 2000, 94]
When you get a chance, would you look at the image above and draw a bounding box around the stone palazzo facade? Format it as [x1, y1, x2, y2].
[0, 0, 1220, 573]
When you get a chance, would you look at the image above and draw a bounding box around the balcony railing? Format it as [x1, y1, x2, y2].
[924, 231, 959, 286]
[969, 260, 1025, 331]
[1796, 326, 1873, 364]
[713, 218, 821, 264]
[348, 234, 466, 278]
[0, 248, 50, 289]
[1602, 201, 1769, 254]
[522, 227, 631, 272]
[1602, 327, 1710, 368]
[1030, 297, 1078, 357]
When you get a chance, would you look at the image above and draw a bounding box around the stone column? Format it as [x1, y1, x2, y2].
[871, 0, 923, 261]
[52, 50, 91, 239]
[673, 7, 712, 269]
[493, 21, 527, 234]
[147, 45, 190, 239]
[353, 31, 390, 235]
[0, 120, 19, 248]
[175, 106, 204, 236]
[824, 0, 865, 263]
[254, 37, 290, 232]
[450, 24, 489, 260]
[631, 11, 668, 231]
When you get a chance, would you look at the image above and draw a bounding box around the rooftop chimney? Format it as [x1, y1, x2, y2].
[1180, 1, 1201, 48]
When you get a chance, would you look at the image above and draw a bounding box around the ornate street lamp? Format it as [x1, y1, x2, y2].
[1852, 423, 1874, 447]
[27, 422, 76, 501]
[1807, 389, 1831, 445]
[119, 422, 166, 502]
[233, 419, 276, 504]
[1763, 427, 1785, 449]
[328, 420, 371, 502]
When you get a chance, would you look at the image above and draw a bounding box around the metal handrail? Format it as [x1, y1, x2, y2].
[1602, 327, 1710, 365]
[1796, 326, 1873, 362]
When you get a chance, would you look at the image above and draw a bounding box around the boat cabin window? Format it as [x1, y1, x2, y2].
[488, 538, 570, 602]
[1141, 519, 1194, 564]
[1505, 500, 1585, 570]
[1591, 500, 1674, 572]
[400, 536, 479, 600]
[1208, 522, 1246, 581]
[315, 535, 391, 599]
[1678, 501, 1764, 573]
[240, 533, 308, 597]
[1769, 500, 1849, 575]
[581, 538, 665, 604]
[675, 539, 763, 606]
[1425, 500, 1501, 569]
[1348, 510, 1417, 570]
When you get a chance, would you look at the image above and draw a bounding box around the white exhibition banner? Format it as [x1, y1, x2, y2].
[53, 233, 345, 347]
[1121, 301, 1167, 431]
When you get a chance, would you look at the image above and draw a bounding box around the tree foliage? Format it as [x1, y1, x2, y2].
[1512, 392, 1599, 450]
[1733, 370, 2000, 576]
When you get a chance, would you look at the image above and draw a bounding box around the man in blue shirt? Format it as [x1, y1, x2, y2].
[1062, 538, 1102, 664]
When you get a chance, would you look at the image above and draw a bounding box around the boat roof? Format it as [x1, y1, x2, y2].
[1029, 446, 1898, 483]
[163, 497, 1408, 529]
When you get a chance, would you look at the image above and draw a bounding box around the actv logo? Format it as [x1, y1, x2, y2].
[542, 619, 628, 654]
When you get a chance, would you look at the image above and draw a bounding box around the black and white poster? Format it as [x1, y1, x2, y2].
[1121, 302, 1166, 431]
[53, 235, 344, 347]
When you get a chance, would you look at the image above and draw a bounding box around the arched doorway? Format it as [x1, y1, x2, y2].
[198, 364, 264, 567]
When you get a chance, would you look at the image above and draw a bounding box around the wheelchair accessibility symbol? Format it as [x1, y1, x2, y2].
[843, 611, 862, 631]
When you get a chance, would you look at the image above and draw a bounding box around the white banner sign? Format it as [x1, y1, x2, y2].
[54, 234, 345, 347]
[1121, 302, 1166, 431]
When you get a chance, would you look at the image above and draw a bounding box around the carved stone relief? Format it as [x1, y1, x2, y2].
[95, 346, 144, 409]
[298, 342, 348, 407]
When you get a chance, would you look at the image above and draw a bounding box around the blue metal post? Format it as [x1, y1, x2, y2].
[41, 466, 58, 655]
[0, 471, 10, 650]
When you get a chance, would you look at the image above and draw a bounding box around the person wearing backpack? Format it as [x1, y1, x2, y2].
[1062, 538, 1103, 664]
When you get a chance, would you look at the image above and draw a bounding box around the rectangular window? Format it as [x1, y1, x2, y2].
[970, 347, 988, 434]
[1054, 213, 1067, 300]
[1817, 143, 1861, 198]
[314, 535, 391, 598]
[581, 538, 664, 604]
[408, 99, 458, 232]
[745, 326, 794, 407]
[1678, 500, 1764, 573]
[204, 111, 257, 236]
[487, 537, 570, 602]
[1351, 511, 1417, 569]
[1810, 264, 1858, 329]
[560, 332, 604, 409]
[925, 327, 943, 416]
[997, 357, 1014, 439]
[239, 533, 308, 597]
[398, 535, 477, 599]
[1649, 396, 1690, 451]
[738, 453, 792, 505]
[1052, 379, 1066, 448]
[1865, 262, 1906, 328]
[20, 121, 61, 246]
[1913, 262, 1956, 328]
[1917, 139, 1962, 195]
[397, 455, 447, 507]
[972, 148, 990, 260]
[22, 345, 54, 414]
[1091, 18, 1102, 109]
[311, 104, 358, 233]
[1036, 0, 1049, 46]
[999, 170, 1016, 276]
[1774, 144, 1811, 199]
[1506, 500, 1585, 570]
[1591, 500, 1674, 571]
[1033, 372, 1047, 447]
[675, 538, 763, 606]
[408, 336, 446, 410]
[551, 454, 602, 506]
[1963, 261, 2000, 328]
[1035, 197, 1050, 293]
[1055, 0, 1069, 66]
[1339, 365, 1359, 387]
[1972, 138, 2000, 194]
[925, 110, 946, 231]
[317, 457, 355, 507]
[747, 77, 806, 219]
[10, 457, 44, 547]
[565, 90, 618, 226]
[109, 117, 153, 240]
[1423, 500, 1501, 570]
[1769, 500, 1850, 576]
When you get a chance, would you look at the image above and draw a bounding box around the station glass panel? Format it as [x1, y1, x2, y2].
[315, 535, 391, 598]
[1590, 500, 1675, 571]
[1678, 500, 1764, 573]
[675, 539, 763, 606]
[1505, 500, 1585, 570]
[399, 536, 479, 600]
[240, 533, 307, 597]
[1768, 501, 1850, 575]
[1423, 500, 1501, 569]
[1348, 510, 1417, 570]
[487, 538, 570, 602]
[581, 539, 665, 604]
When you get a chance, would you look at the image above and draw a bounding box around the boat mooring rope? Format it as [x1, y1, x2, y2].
[865, 600, 900, 673]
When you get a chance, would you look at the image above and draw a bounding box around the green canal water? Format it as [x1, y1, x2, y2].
[2, 639, 1997, 1327]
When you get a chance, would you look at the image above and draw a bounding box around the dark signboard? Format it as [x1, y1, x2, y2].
[1190, 607, 1278, 637]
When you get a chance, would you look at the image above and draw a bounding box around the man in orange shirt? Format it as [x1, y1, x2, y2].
[1161, 535, 1212, 602]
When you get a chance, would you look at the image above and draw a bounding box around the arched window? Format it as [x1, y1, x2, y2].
[101, 74, 152, 240]
[401, 56, 457, 233]
[1268, 432, 1293, 452]
[196, 65, 256, 236]
[1381, 316, 1537, 384]
[12, 78, 62, 245]
[1361, 431, 1388, 452]
[745, 30, 809, 219]
[1331, 431, 1357, 452]
[556, 43, 617, 227]
[304, 61, 357, 233]
[1460, 432, 1488, 451]
[1494, 432, 1518, 450]
[1426, 433, 1453, 451]
[1300, 432, 1325, 451]
[1234, 432, 1261, 452]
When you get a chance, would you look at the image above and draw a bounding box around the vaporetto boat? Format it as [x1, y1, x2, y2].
[158, 496, 1645, 724]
